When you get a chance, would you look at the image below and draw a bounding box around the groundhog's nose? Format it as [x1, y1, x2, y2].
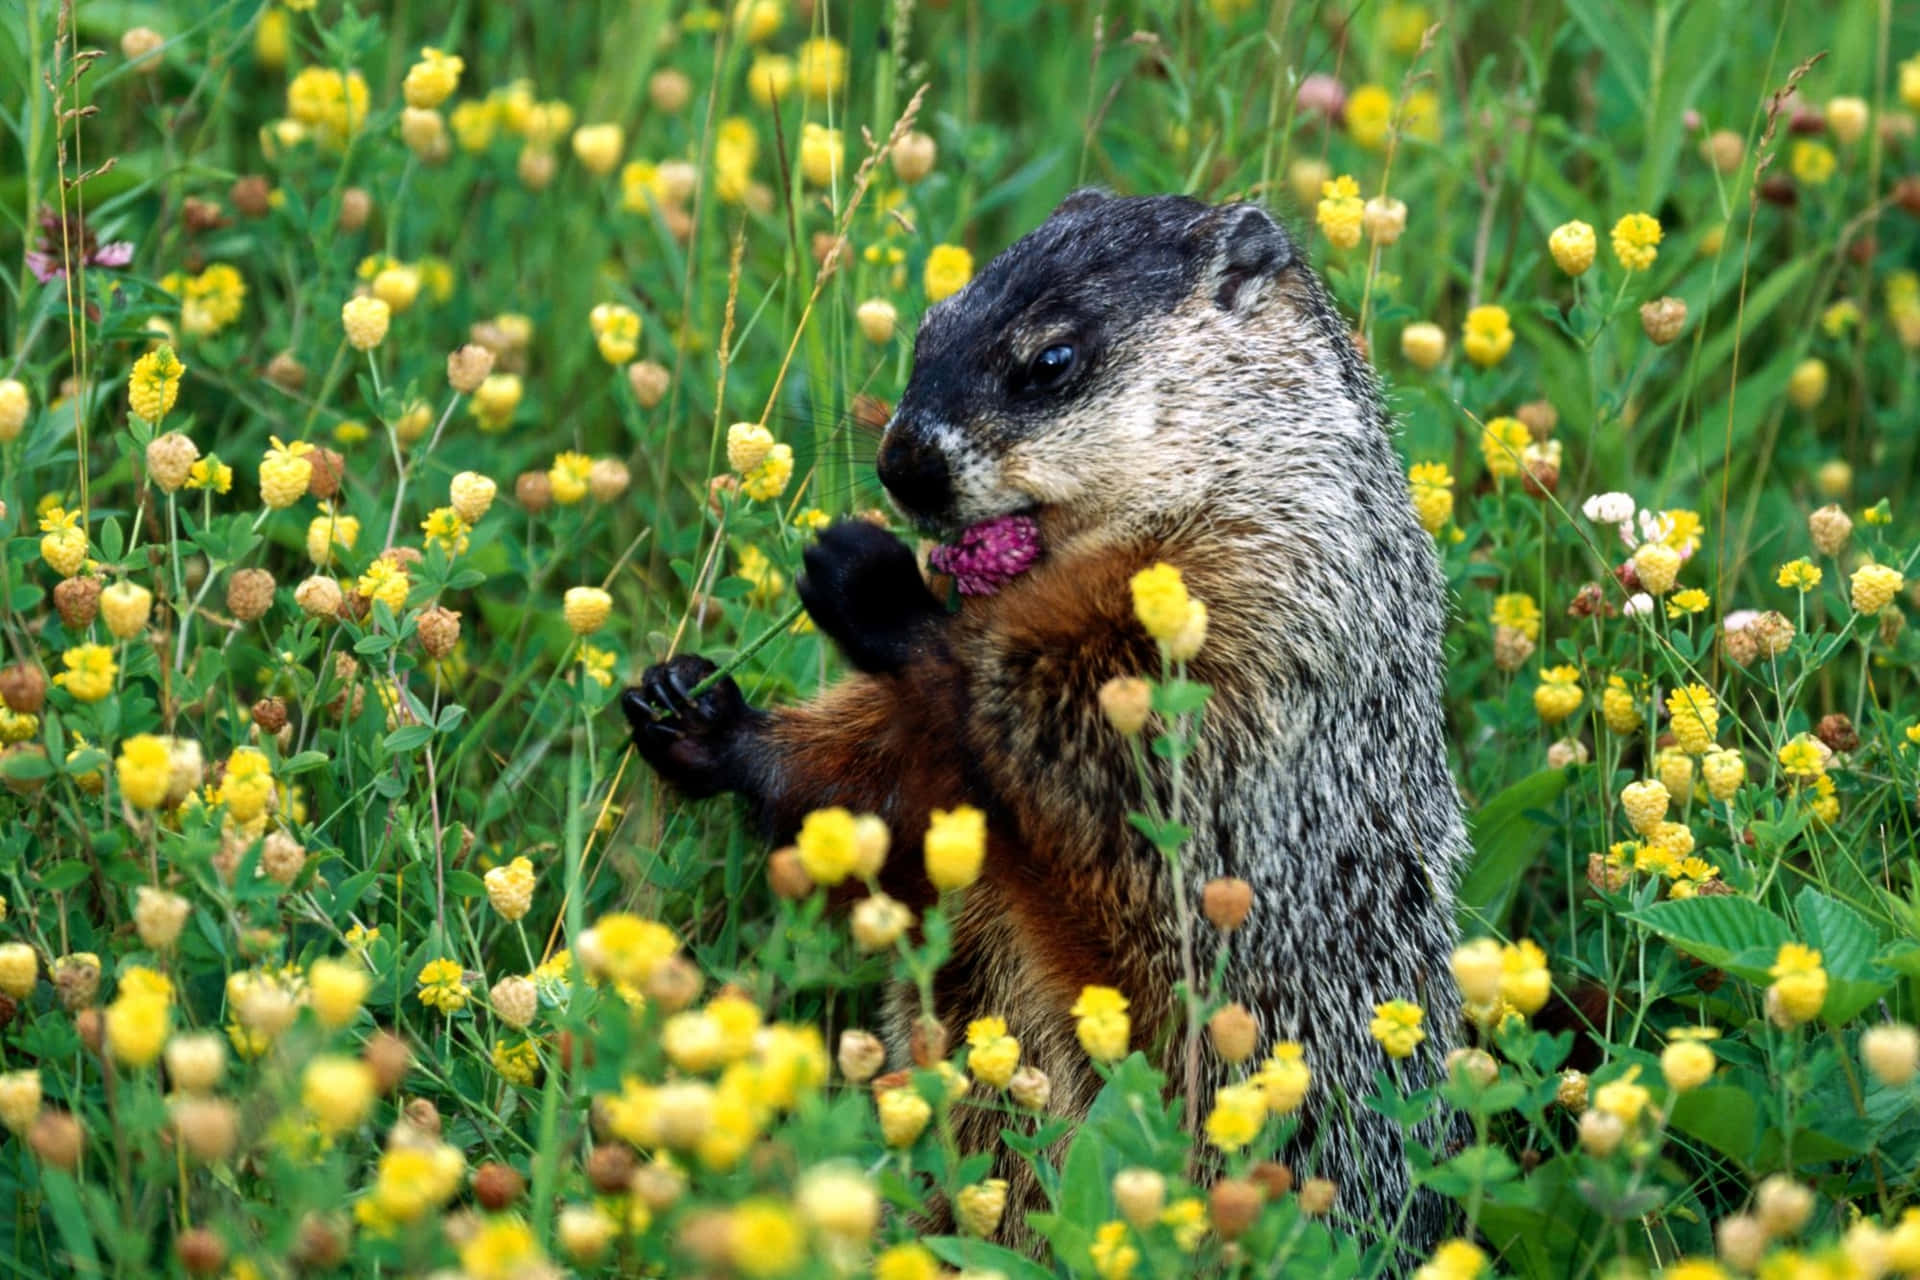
[876, 431, 952, 518]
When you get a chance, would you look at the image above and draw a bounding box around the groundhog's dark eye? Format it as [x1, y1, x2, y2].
[1018, 343, 1076, 395]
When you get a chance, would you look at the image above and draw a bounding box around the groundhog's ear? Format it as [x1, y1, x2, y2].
[1197, 203, 1294, 312]
[1053, 187, 1111, 217]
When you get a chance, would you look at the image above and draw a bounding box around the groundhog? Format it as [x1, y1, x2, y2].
[625, 190, 1467, 1257]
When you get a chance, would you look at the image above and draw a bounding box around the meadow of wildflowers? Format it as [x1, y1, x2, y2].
[2, 0, 1920, 1275]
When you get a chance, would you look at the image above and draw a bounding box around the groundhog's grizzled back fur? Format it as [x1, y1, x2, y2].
[628, 190, 1468, 1261]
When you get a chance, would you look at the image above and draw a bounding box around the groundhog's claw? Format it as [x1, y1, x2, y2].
[797, 520, 945, 675]
[624, 655, 758, 799]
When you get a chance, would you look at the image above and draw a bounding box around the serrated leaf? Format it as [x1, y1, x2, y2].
[1795, 888, 1881, 980]
[1796, 888, 1892, 1023]
[1627, 897, 1793, 981]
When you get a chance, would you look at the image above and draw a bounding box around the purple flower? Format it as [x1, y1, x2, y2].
[928, 514, 1041, 596]
[1296, 73, 1347, 121]
[26, 208, 134, 284]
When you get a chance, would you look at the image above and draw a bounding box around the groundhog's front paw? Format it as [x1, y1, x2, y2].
[622, 655, 761, 799]
[797, 520, 945, 675]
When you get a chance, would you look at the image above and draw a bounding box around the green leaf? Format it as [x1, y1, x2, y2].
[383, 725, 435, 753]
[1563, 0, 1650, 111]
[330, 868, 379, 917]
[1422, 1144, 1520, 1198]
[1668, 1084, 1759, 1168]
[1152, 678, 1212, 716]
[38, 860, 92, 892]
[447, 870, 487, 898]
[1875, 941, 1920, 978]
[1796, 888, 1881, 979]
[36, 1169, 103, 1274]
[1458, 768, 1572, 930]
[1797, 888, 1893, 1024]
[281, 751, 332, 776]
[1626, 897, 1793, 982]
[1, 749, 54, 781]
[98, 516, 126, 563]
[922, 1239, 1054, 1280]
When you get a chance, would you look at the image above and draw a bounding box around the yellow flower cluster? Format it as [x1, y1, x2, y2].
[53, 644, 117, 703]
[161, 263, 247, 336]
[420, 507, 470, 555]
[115, 734, 172, 809]
[1610, 212, 1662, 271]
[286, 66, 370, 147]
[589, 303, 640, 365]
[794, 806, 883, 885]
[484, 856, 537, 921]
[1462, 304, 1513, 367]
[1452, 937, 1551, 1025]
[1532, 665, 1583, 724]
[259, 436, 315, 508]
[106, 966, 175, 1069]
[1548, 220, 1596, 276]
[129, 344, 185, 423]
[924, 805, 985, 892]
[356, 1141, 465, 1230]
[357, 556, 411, 613]
[1369, 999, 1426, 1058]
[1491, 592, 1542, 641]
[741, 442, 794, 502]
[470, 371, 524, 430]
[1665, 683, 1719, 754]
[1129, 562, 1207, 659]
[1407, 461, 1454, 534]
[580, 912, 679, 987]
[965, 1016, 1022, 1089]
[1204, 1080, 1269, 1150]
[417, 957, 469, 1013]
[1480, 416, 1530, 479]
[1850, 563, 1904, 614]
[39, 507, 88, 576]
[341, 295, 390, 351]
[1314, 175, 1365, 250]
[1071, 985, 1131, 1062]
[602, 1008, 826, 1169]
[799, 121, 843, 187]
[925, 244, 974, 303]
[1767, 943, 1828, 1026]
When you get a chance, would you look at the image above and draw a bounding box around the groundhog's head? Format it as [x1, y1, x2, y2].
[878, 191, 1377, 540]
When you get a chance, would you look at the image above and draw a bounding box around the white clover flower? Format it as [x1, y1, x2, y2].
[1623, 592, 1656, 617]
[1582, 492, 1636, 525]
